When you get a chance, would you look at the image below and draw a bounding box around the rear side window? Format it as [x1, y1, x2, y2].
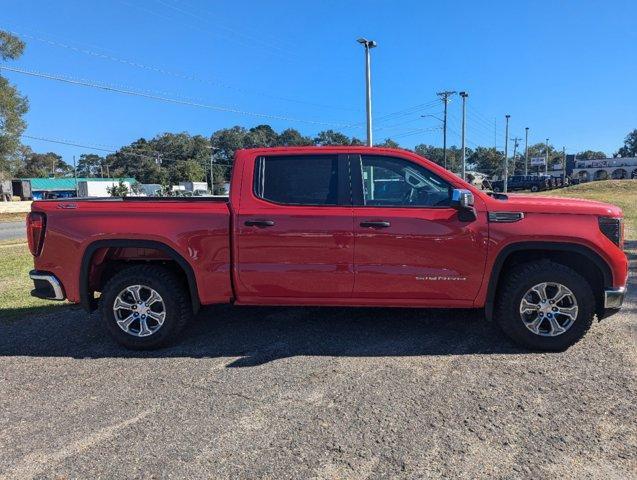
[254, 155, 339, 205]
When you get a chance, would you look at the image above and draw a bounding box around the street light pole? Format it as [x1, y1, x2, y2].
[504, 115, 510, 193]
[545, 138, 550, 175]
[459, 91, 468, 180]
[524, 127, 529, 176]
[357, 38, 377, 147]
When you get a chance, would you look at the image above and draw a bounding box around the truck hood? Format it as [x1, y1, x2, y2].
[490, 194, 623, 217]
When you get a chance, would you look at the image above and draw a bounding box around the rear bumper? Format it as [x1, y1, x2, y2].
[29, 270, 66, 301]
[604, 286, 626, 309]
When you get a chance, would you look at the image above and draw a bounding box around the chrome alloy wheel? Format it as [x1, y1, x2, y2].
[112, 285, 166, 337]
[519, 282, 578, 337]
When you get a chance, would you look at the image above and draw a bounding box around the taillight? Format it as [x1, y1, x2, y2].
[26, 212, 46, 256]
[598, 216, 623, 248]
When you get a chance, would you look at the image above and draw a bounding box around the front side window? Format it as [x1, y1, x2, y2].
[358, 155, 452, 207]
[254, 155, 339, 205]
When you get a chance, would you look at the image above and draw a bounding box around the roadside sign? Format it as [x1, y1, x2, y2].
[530, 157, 546, 166]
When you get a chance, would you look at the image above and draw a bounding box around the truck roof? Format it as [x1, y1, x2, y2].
[236, 146, 413, 155]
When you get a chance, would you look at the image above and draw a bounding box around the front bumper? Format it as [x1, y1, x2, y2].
[29, 270, 66, 301]
[604, 286, 626, 309]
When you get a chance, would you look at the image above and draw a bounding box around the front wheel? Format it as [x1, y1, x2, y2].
[530, 185, 539, 192]
[99, 264, 192, 349]
[494, 261, 594, 351]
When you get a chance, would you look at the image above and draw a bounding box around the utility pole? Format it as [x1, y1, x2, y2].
[459, 91, 468, 180]
[73, 155, 78, 197]
[511, 137, 521, 175]
[524, 127, 529, 176]
[504, 115, 510, 193]
[357, 38, 377, 147]
[210, 147, 215, 194]
[494, 118, 497, 150]
[562, 146, 566, 183]
[437, 90, 456, 169]
[545, 138, 550, 175]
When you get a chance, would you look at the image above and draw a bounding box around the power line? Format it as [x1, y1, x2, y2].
[468, 105, 497, 128]
[392, 127, 441, 139]
[1, 65, 352, 127]
[153, 0, 298, 60]
[5, 29, 359, 113]
[21, 134, 232, 168]
[373, 100, 439, 123]
[22, 134, 117, 152]
[374, 113, 444, 132]
[116, 0, 293, 62]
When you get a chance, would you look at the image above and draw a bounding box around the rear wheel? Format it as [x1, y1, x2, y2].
[530, 185, 539, 192]
[99, 264, 192, 349]
[494, 261, 594, 351]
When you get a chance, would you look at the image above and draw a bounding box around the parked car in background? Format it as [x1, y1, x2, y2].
[490, 175, 550, 192]
[27, 147, 628, 352]
[545, 175, 557, 189]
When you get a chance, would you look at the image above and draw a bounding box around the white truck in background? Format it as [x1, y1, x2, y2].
[179, 181, 208, 192]
[77, 180, 131, 198]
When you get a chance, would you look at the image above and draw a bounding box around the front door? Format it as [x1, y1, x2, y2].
[234, 153, 354, 300]
[351, 154, 488, 303]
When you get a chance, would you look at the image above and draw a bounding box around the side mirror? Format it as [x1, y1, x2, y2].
[451, 188, 477, 222]
[451, 189, 474, 209]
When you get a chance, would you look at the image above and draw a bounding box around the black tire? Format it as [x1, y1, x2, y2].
[494, 261, 595, 351]
[530, 185, 539, 192]
[99, 264, 192, 349]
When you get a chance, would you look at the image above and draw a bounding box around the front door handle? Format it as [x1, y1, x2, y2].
[244, 219, 275, 227]
[360, 221, 391, 228]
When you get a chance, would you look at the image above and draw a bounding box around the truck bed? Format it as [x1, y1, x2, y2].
[31, 198, 233, 306]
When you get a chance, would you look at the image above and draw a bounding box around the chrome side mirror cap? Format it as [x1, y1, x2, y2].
[451, 189, 474, 209]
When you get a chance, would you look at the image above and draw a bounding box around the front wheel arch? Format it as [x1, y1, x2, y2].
[484, 242, 612, 321]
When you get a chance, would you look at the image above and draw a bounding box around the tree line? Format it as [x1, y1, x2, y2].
[1, 30, 636, 188]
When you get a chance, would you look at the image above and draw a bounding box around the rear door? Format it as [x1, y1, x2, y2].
[351, 154, 488, 303]
[234, 153, 354, 300]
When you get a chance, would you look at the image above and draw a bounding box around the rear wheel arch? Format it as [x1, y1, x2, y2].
[484, 241, 612, 320]
[80, 239, 200, 314]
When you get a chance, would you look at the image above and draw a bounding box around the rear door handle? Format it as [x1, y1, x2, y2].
[244, 219, 275, 227]
[360, 221, 391, 228]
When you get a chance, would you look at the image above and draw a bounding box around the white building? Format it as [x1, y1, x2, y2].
[571, 157, 637, 182]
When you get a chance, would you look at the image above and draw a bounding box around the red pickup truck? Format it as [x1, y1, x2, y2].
[27, 147, 628, 351]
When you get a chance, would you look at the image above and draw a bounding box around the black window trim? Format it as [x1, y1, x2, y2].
[252, 154, 352, 207]
[348, 154, 455, 209]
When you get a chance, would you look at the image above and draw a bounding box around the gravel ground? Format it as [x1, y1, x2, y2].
[0, 251, 635, 479]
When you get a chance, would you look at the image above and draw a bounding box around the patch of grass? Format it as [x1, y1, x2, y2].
[0, 239, 26, 247]
[534, 180, 637, 240]
[0, 212, 27, 223]
[0, 243, 69, 321]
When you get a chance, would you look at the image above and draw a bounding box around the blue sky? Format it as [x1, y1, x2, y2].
[2, 0, 636, 164]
